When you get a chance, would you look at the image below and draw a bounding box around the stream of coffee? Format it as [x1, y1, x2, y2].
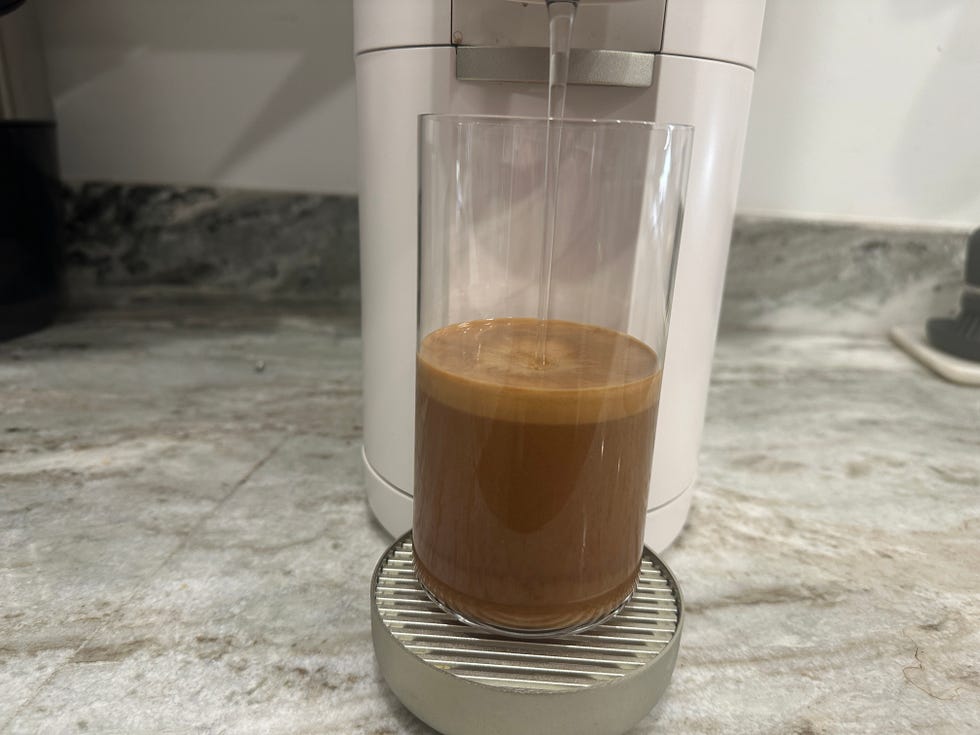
[535, 0, 577, 364]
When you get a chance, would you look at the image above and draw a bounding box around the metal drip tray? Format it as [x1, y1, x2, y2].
[371, 532, 684, 735]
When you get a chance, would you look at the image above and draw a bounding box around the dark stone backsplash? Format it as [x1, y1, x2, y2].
[721, 217, 967, 334]
[60, 184, 970, 333]
[63, 184, 359, 303]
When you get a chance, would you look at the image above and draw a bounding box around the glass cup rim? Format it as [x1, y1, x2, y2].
[419, 113, 693, 133]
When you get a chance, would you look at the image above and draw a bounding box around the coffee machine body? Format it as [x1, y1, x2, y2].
[354, 0, 765, 551]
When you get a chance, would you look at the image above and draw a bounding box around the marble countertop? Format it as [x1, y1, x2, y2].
[1, 294, 978, 734]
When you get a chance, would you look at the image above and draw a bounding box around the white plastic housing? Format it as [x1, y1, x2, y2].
[452, 0, 666, 52]
[354, 0, 764, 65]
[354, 0, 764, 550]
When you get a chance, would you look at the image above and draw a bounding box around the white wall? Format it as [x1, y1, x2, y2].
[37, 0, 358, 194]
[739, 0, 980, 229]
[37, 0, 980, 227]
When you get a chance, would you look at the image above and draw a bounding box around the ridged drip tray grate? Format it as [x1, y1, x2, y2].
[371, 532, 684, 735]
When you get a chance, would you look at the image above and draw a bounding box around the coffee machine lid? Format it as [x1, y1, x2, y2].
[371, 532, 683, 735]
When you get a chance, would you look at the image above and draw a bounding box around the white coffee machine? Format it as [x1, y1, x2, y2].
[354, 0, 765, 551]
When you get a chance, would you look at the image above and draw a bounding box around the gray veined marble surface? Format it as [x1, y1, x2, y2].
[2, 198, 979, 733]
[62, 185, 360, 304]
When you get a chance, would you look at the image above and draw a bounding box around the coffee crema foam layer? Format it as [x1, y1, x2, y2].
[416, 318, 661, 424]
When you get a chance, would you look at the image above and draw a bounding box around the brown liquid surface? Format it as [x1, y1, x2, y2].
[413, 318, 661, 632]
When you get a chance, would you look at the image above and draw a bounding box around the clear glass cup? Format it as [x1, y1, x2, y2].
[413, 114, 693, 636]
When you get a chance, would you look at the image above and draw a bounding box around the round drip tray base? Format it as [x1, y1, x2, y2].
[371, 532, 684, 735]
